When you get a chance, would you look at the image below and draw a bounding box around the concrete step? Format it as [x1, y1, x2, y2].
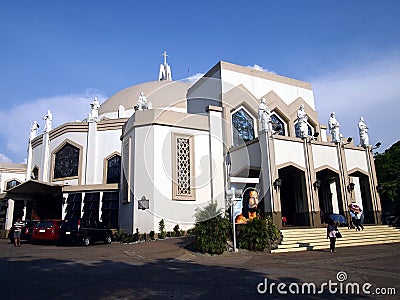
[272, 225, 400, 253]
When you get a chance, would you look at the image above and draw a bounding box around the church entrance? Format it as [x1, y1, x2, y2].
[316, 169, 344, 224]
[348, 171, 375, 224]
[279, 166, 310, 226]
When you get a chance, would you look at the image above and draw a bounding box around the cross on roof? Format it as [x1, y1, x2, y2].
[161, 50, 169, 65]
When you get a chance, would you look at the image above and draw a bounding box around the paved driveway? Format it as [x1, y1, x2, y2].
[1, 238, 399, 299]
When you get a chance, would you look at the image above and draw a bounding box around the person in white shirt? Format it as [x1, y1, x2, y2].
[13, 218, 24, 247]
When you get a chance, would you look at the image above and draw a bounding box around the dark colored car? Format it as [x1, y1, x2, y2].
[32, 219, 64, 243]
[58, 218, 112, 246]
[8, 220, 39, 244]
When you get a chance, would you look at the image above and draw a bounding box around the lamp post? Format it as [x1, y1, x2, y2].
[226, 187, 242, 252]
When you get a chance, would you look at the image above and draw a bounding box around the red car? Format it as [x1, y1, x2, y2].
[32, 220, 64, 243]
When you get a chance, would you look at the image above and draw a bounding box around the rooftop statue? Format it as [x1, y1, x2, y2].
[135, 92, 148, 111]
[258, 98, 272, 132]
[358, 116, 369, 147]
[297, 104, 308, 138]
[328, 112, 341, 143]
[30, 121, 40, 140]
[43, 110, 53, 133]
[89, 97, 100, 121]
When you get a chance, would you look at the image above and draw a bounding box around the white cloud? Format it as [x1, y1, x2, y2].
[0, 153, 12, 163]
[248, 64, 276, 74]
[0, 89, 107, 163]
[184, 72, 204, 84]
[311, 53, 400, 152]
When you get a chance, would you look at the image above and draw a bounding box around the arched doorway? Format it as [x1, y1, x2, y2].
[279, 166, 310, 226]
[316, 168, 344, 224]
[348, 171, 375, 224]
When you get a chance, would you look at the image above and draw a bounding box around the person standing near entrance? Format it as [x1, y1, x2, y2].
[327, 219, 338, 253]
[13, 218, 24, 247]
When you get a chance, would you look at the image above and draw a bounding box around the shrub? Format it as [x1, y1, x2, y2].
[192, 214, 230, 255]
[158, 219, 167, 239]
[149, 231, 155, 240]
[237, 217, 280, 251]
[173, 224, 181, 236]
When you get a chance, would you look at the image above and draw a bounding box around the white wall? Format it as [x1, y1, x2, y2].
[345, 149, 368, 173]
[221, 69, 316, 110]
[274, 139, 306, 169]
[312, 144, 339, 171]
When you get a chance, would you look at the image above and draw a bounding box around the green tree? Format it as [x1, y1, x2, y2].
[374, 141, 400, 214]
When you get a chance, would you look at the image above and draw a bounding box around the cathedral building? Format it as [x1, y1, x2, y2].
[0, 55, 382, 235]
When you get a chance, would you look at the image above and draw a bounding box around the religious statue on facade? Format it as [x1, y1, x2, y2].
[135, 92, 149, 111]
[89, 97, 100, 121]
[30, 121, 40, 140]
[258, 98, 271, 132]
[358, 116, 369, 148]
[43, 110, 53, 133]
[328, 112, 341, 143]
[297, 104, 308, 138]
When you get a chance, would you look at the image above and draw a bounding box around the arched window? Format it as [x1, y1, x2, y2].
[31, 166, 39, 180]
[54, 143, 80, 179]
[6, 179, 21, 190]
[106, 155, 121, 184]
[271, 113, 286, 136]
[232, 107, 255, 146]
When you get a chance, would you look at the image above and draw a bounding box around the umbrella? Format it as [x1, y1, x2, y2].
[349, 203, 361, 212]
[329, 214, 347, 224]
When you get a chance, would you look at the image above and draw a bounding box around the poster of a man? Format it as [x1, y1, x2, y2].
[235, 189, 260, 224]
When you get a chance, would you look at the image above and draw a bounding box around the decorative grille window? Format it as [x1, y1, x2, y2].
[173, 134, 195, 200]
[177, 138, 191, 195]
[54, 143, 80, 179]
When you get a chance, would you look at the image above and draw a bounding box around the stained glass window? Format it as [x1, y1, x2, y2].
[271, 114, 286, 136]
[232, 108, 255, 146]
[54, 143, 80, 179]
[106, 155, 121, 184]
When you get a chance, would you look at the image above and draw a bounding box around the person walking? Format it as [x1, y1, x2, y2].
[327, 219, 338, 253]
[13, 218, 24, 247]
[354, 212, 364, 231]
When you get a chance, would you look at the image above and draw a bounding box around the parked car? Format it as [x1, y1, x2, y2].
[31, 219, 64, 243]
[58, 218, 112, 246]
[8, 220, 39, 244]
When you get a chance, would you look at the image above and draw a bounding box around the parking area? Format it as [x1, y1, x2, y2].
[1, 238, 399, 299]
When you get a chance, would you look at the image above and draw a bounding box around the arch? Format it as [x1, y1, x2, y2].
[278, 164, 310, 226]
[315, 168, 344, 223]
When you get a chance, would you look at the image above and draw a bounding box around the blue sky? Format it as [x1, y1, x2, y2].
[1, 0, 399, 163]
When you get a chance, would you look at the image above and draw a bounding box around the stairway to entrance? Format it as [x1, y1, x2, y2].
[271, 225, 400, 253]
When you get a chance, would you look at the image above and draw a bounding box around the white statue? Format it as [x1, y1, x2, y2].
[88, 97, 100, 121]
[328, 112, 341, 143]
[297, 104, 308, 138]
[43, 110, 53, 133]
[258, 98, 271, 132]
[30, 121, 40, 140]
[358, 116, 369, 147]
[136, 92, 148, 111]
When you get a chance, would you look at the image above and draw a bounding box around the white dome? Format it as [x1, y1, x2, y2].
[99, 80, 191, 115]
